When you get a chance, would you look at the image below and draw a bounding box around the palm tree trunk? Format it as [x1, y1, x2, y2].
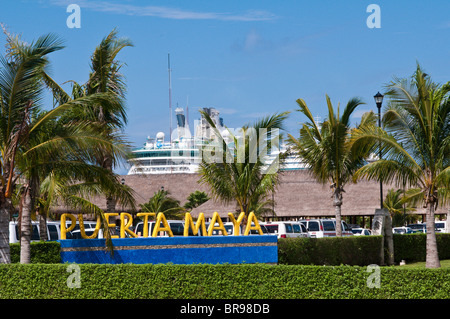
[0, 196, 11, 264]
[38, 213, 48, 241]
[333, 190, 342, 237]
[384, 212, 395, 265]
[104, 154, 117, 213]
[334, 205, 342, 236]
[426, 203, 440, 268]
[20, 185, 32, 264]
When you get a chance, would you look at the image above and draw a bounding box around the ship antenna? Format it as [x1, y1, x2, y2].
[168, 53, 172, 144]
[186, 95, 189, 129]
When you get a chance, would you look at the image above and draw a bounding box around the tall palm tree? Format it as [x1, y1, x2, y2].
[0, 29, 134, 263]
[63, 29, 133, 214]
[288, 95, 373, 236]
[198, 110, 289, 219]
[0, 30, 66, 263]
[351, 65, 450, 268]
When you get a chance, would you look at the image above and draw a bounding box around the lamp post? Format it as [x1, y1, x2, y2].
[374, 92, 384, 209]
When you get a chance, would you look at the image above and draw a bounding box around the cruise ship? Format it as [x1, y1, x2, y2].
[127, 107, 306, 175]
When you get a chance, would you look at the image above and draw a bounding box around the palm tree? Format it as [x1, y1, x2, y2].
[288, 95, 373, 236]
[70, 29, 133, 213]
[0, 29, 134, 263]
[383, 188, 417, 227]
[0, 30, 66, 263]
[198, 110, 289, 219]
[139, 189, 184, 220]
[351, 65, 450, 268]
[46, 29, 133, 214]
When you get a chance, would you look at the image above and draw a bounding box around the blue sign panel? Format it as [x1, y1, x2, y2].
[58, 235, 278, 264]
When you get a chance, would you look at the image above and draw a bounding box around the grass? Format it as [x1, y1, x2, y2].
[396, 259, 450, 269]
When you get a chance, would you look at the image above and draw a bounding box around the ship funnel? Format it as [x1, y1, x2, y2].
[175, 107, 185, 128]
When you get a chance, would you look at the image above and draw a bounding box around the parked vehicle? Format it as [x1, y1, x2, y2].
[392, 227, 414, 234]
[435, 221, 448, 233]
[206, 222, 269, 236]
[263, 221, 308, 239]
[407, 221, 448, 233]
[351, 228, 372, 236]
[67, 228, 104, 239]
[299, 219, 353, 238]
[9, 220, 62, 243]
[407, 223, 426, 233]
[134, 220, 185, 237]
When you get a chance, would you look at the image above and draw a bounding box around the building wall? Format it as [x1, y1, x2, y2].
[113, 170, 447, 220]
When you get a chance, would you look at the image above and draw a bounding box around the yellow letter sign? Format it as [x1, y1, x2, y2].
[152, 213, 173, 237]
[184, 212, 207, 236]
[244, 212, 263, 235]
[207, 212, 228, 236]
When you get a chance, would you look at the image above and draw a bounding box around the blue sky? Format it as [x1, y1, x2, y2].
[2, 0, 450, 173]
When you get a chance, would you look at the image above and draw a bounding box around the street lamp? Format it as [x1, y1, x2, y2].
[374, 92, 383, 119]
[374, 92, 384, 209]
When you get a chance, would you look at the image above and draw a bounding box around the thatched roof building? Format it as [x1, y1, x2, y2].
[110, 170, 447, 222]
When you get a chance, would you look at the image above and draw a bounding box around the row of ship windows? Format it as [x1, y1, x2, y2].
[136, 160, 197, 166]
[133, 150, 199, 158]
[131, 166, 194, 172]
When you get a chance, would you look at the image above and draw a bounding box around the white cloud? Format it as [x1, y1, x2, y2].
[51, 0, 277, 21]
[244, 29, 262, 51]
[232, 29, 273, 53]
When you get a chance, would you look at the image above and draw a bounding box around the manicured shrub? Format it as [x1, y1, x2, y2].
[0, 263, 449, 299]
[279, 234, 450, 266]
[6, 233, 450, 267]
[393, 233, 450, 263]
[278, 236, 382, 265]
[9, 241, 61, 264]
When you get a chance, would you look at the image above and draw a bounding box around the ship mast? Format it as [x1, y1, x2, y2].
[186, 96, 189, 132]
[168, 53, 172, 144]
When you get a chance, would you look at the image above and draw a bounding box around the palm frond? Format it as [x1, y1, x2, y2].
[198, 110, 287, 216]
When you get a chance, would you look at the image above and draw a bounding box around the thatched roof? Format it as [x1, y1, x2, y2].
[79, 170, 448, 219]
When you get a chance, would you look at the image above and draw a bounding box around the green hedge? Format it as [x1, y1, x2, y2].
[9, 234, 450, 266]
[278, 236, 383, 265]
[279, 234, 450, 265]
[393, 233, 450, 263]
[0, 263, 449, 299]
[9, 241, 61, 264]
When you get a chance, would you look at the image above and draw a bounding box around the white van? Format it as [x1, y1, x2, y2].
[214, 222, 269, 236]
[392, 226, 414, 234]
[9, 220, 61, 244]
[9, 220, 106, 242]
[263, 221, 309, 239]
[62, 220, 104, 239]
[134, 220, 185, 237]
[184, 222, 268, 236]
[299, 219, 353, 238]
